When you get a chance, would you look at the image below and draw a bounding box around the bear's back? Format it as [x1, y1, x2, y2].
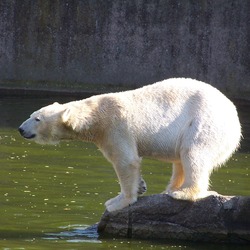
[112, 78, 241, 161]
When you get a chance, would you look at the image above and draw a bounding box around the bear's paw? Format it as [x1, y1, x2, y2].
[105, 194, 137, 212]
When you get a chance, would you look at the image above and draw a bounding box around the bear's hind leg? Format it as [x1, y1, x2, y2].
[164, 162, 184, 194]
[168, 152, 211, 201]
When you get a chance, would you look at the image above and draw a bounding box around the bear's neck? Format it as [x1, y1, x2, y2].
[74, 126, 104, 144]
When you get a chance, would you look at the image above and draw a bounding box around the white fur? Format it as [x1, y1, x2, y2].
[19, 78, 241, 212]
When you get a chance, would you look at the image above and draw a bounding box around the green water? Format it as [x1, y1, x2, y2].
[0, 97, 249, 249]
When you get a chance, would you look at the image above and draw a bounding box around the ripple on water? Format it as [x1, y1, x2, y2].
[43, 224, 101, 244]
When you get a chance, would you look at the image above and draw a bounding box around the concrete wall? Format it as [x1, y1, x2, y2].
[0, 0, 250, 98]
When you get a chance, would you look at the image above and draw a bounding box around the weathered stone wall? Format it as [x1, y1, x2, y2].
[0, 0, 250, 98]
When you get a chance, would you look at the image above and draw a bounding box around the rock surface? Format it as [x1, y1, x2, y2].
[98, 194, 250, 244]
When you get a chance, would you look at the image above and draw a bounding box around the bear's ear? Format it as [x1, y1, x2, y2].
[61, 107, 92, 132]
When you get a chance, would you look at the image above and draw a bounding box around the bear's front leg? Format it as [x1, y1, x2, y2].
[105, 158, 142, 212]
[137, 176, 147, 196]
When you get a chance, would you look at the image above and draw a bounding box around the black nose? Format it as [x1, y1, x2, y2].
[18, 127, 24, 135]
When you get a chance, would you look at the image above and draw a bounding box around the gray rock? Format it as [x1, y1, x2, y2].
[98, 194, 250, 244]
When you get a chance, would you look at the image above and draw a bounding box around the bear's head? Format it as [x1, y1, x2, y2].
[18, 102, 68, 144]
[19, 101, 96, 144]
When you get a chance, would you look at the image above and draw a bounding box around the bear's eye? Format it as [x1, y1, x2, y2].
[35, 117, 40, 122]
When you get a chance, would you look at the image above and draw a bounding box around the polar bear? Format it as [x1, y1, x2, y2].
[18, 78, 241, 212]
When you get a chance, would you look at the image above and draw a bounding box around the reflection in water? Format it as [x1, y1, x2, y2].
[0, 96, 249, 249]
